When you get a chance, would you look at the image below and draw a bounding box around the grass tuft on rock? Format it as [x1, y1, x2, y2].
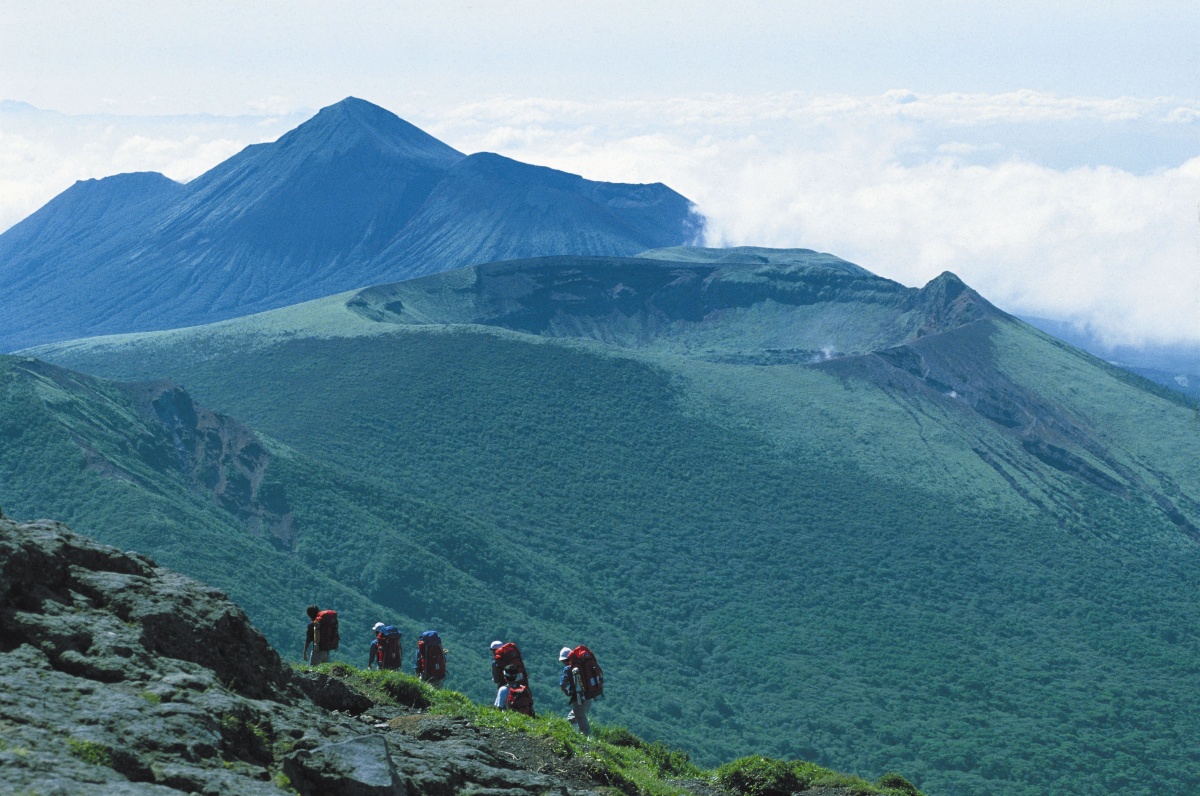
[66, 738, 114, 768]
[877, 772, 921, 794]
[308, 662, 432, 708]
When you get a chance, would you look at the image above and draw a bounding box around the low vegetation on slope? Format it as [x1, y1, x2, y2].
[0, 512, 923, 796]
[0, 354, 591, 683]
[18, 253, 1200, 795]
[311, 662, 925, 796]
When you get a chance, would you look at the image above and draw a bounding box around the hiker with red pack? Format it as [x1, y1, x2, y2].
[302, 604, 340, 665]
[368, 622, 404, 670]
[493, 663, 535, 717]
[558, 644, 604, 735]
[489, 640, 528, 686]
[415, 630, 447, 687]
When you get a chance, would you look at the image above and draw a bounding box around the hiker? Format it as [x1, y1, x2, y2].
[490, 640, 528, 687]
[494, 663, 535, 716]
[415, 630, 447, 687]
[559, 645, 604, 735]
[368, 622, 404, 670]
[303, 605, 340, 665]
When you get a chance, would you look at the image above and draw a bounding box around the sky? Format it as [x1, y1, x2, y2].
[1, 1, 1198, 347]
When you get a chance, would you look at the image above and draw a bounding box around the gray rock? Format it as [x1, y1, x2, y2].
[0, 517, 614, 796]
[285, 735, 402, 795]
[284, 733, 573, 796]
[295, 672, 375, 715]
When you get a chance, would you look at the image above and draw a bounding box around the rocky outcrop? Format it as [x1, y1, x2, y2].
[0, 514, 923, 795]
[0, 516, 609, 795]
[9, 357, 297, 548]
[905, 271, 1001, 340]
[284, 729, 576, 796]
[119, 380, 297, 547]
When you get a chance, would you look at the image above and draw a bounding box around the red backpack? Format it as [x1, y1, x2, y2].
[566, 645, 603, 699]
[417, 630, 446, 681]
[377, 626, 403, 669]
[315, 610, 340, 651]
[493, 642, 528, 684]
[507, 684, 535, 717]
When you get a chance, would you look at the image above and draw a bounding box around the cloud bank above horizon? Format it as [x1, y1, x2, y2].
[1, 91, 1197, 349]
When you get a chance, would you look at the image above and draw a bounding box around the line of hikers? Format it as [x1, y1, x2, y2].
[301, 605, 604, 734]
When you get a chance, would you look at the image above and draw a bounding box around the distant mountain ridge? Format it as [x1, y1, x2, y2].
[344, 247, 998, 363]
[0, 97, 702, 352]
[36, 247, 1188, 537]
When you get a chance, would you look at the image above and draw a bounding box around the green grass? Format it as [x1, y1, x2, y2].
[314, 663, 925, 796]
[66, 738, 114, 768]
[715, 756, 924, 796]
[309, 662, 431, 709]
[218, 710, 274, 764]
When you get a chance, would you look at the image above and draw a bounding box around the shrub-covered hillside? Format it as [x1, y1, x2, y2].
[21, 251, 1200, 796]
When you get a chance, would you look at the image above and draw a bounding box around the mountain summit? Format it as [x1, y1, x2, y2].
[0, 97, 703, 351]
[282, 96, 466, 162]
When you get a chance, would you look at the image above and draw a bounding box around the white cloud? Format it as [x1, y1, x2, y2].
[2, 92, 1198, 348]
[0, 106, 306, 233]
[427, 90, 1200, 136]
[426, 91, 1200, 347]
[1167, 106, 1200, 124]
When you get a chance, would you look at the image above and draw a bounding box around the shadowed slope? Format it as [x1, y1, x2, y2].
[373, 153, 703, 279]
[0, 172, 183, 297]
[0, 353, 600, 686]
[141, 96, 466, 282]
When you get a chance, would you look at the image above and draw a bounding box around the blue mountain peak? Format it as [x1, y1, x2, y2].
[284, 97, 463, 166]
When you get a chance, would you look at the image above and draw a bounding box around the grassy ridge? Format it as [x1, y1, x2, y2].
[26, 318, 1200, 795]
[0, 354, 581, 684]
[309, 662, 926, 796]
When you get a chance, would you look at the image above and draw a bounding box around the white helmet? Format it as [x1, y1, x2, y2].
[490, 640, 504, 650]
[373, 622, 385, 632]
[559, 646, 572, 661]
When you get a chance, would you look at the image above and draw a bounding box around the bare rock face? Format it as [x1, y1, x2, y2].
[283, 731, 573, 796]
[118, 379, 298, 547]
[0, 517, 309, 794]
[0, 517, 604, 795]
[0, 516, 289, 697]
[9, 357, 297, 548]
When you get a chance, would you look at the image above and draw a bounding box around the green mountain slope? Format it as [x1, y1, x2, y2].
[0, 356, 384, 646]
[0, 355, 632, 697]
[23, 250, 1200, 796]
